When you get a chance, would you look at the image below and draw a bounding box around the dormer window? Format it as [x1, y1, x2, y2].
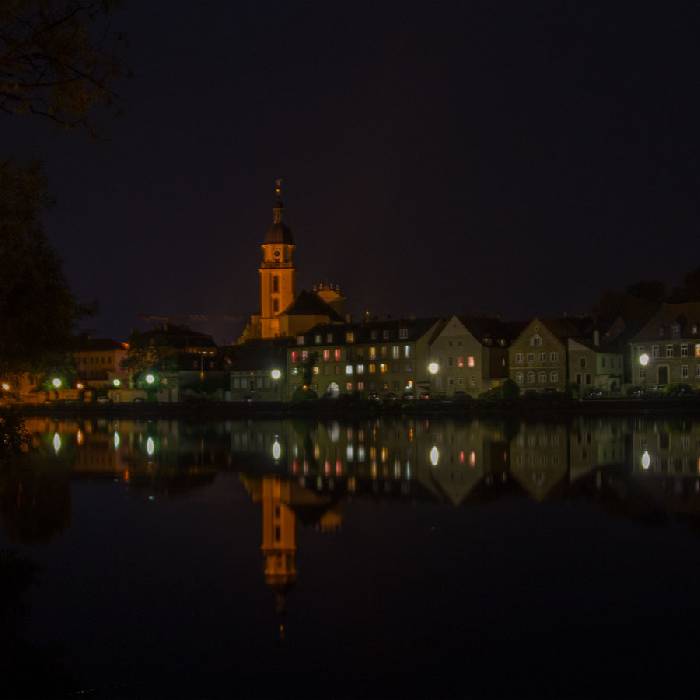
[530, 334, 543, 347]
[326, 333, 333, 343]
[296, 335, 305, 345]
[399, 327, 409, 339]
[671, 323, 681, 339]
[382, 330, 390, 340]
[314, 334, 322, 344]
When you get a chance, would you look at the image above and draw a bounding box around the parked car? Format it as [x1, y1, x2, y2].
[583, 388, 605, 399]
[367, 392, 382, 403]
[96, 396, 112, 404]
[666, 383, 696, 398]
[419, 392, 431, 400]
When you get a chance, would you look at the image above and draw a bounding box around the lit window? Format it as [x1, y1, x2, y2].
[357, 364, 365, 375]
[313, 366, 319, 375]
[681, 345, 688, 357]
[315, 334, 322, 344]
[404, 345, 410, 358]
[369, 346, 377, 359]
[399, 328, 408, 339]
[357, 381, 364, 391]
[301, 350, 309, 361]
[291, 367, 298, 375]
[369, 363, 376, 374]
[392, 346, 400, 359]
[345, 365, 353, 375]
[334, 348, 341, 362]
[323, 349, 330, 361]
[695, 344, 700, 358]
[346, 382, 353, 392]
[346, 331, 355, 343]
[297, 335, 305, 345]
[457, 356, 464, 368]
[291, 351, 298, 363]
[380, 363, 388, 373]
[326, 333, 333, 343]
[467, 356, 475, 368]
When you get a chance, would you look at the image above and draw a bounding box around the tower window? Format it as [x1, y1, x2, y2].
[273, 298, 279, 313]
[272, 275, 280, 293]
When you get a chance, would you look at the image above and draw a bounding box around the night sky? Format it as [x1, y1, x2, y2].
[4, 1, 700, 343]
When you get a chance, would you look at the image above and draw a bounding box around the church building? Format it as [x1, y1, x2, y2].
[239, 180, 346, 342]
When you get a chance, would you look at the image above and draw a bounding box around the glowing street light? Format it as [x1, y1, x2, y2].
[51, 377, 62, 389]
[639, 353, 650, 367]
[76, 383, 84, 390]
[428, 362, 439, 375]
[145, 373, 155, 385]
[1, 382, 10, 392]
[270, 368, 282, 380]
[113, 378, 121, 387]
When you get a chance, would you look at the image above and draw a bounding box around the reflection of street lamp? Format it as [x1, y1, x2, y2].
[641, 450, 651, 470]
[430, 445, 439, 466]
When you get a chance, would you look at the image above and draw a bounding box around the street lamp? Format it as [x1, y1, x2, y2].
[428, 362, 439, 375]
[271, 368, 282, 380]
[113, 378, 121, 387]
[639, 353, 650, 366]
[145, 373, 155, 385]
[51, 377, 62, 389]
[1, 382, 10, 392]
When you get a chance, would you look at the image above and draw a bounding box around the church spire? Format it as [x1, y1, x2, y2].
[272, 178, 283, 224]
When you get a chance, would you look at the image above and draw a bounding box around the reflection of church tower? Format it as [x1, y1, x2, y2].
[259, 180, 296, 339]
[261, 477, 297, 627]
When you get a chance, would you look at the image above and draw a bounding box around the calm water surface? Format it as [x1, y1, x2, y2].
[2, 415, 700, 698]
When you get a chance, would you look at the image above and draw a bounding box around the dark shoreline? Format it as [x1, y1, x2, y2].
[6, 398, 700, 420]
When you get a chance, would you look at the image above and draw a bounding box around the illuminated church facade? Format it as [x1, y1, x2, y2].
[240, 180, 346, 342]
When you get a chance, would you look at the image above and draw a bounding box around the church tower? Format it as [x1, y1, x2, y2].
[259, 179, 296, 339]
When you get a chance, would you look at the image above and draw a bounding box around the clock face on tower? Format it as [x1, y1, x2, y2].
[274, 250, 280, 258]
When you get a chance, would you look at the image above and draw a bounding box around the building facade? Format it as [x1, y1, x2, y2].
[73, 337, 129, 388]
[628, 302, 700, 388]
[285, 318, 441, 399]
[426, 316, 515, 397]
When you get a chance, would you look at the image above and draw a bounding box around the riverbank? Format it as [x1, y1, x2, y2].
[5, 396, 700, 419]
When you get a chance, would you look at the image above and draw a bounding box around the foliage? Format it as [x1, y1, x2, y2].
[0, 0, 126, 135]
[0, 410, 29, 462]
[0, 161, 84, 378]
[291, 386, 318, 402]
[500, 378, 520, 400]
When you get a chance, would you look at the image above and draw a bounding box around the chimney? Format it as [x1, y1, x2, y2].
[593, 329, 600, 347]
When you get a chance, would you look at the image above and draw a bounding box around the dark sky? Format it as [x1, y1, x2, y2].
[4, 1, 700, 342]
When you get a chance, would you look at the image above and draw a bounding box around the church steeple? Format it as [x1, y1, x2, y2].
[259, 179, 296, 338]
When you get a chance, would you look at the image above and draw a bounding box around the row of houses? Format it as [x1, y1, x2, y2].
[231, 301, 700, 400]
[3, 302, 699, 404]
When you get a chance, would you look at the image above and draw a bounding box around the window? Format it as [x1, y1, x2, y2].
[346, 382, 353, 392]
[291, 351, 298, 363]
[346, 331, 355, 343]
[652, 345, 660, 358]
[580, 358, 587, 369]
[666, 345, 673, 358]
[585, 374, 592, 385]
[681, 344, 688, 357]
[313, 366, 319, 375]
[671, 323, 681, 338]
[531, 334, 542, 347]
[297, 335, 305, 345]
[695, 344, 700, 358]
[639, 368, 646, 380]
[334, 348, 341, 362]
[369, 346, 377, 359]
[345, 365, 353, 375]
[392, 346, 400, 359]
[369, 363, 376, 374]
[527, 353, 535, 362]
[323, 349, 330, 361]
[291, 367, 298, 375]
[527, 371, 535, 384]
[404, 345, 411, 358]
[272, 276, 279, 293]
[681, 365, 689, 379]
[357, 381, 364, 391]
[380, 363, 388, 373]
[601, 357, 607, 368]
[326, 333, 333, 343]
[696, 365, 700, 378]
[516, 372, 524, 384]
[538, 371, 547, 383]
[356, 364, 364, 375]
[314, 334, 322, 344]
[448, 357, 453, 367]
[399, 327, 408, 339]
[467, 356, 475, 368]
[370, 330, 378, 340]
[457, 356, 464, 368]
[515, 352, 523, 364]
[550, 371, 558, 383]
[301, 350, 309, 361]
[550, 352, 558, 362]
